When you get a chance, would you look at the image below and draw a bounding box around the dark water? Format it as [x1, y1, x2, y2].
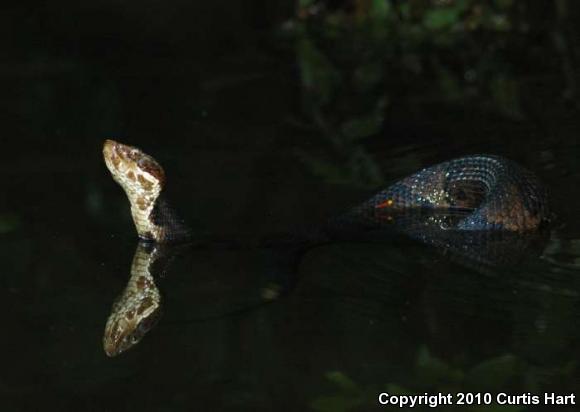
[3, 2, 580, 411]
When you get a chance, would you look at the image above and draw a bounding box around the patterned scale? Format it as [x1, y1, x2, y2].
[333, 155, 550, 233]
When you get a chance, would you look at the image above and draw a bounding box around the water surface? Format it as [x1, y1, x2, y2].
[3, 2, 580, 411]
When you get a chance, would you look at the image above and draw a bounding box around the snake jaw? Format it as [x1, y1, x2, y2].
[103, 140, 166, 241]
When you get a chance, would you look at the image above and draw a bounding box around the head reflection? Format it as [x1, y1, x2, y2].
[103, 241, 165, 357]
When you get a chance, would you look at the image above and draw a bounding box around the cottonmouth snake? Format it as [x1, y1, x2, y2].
[102, 140, 551, 356]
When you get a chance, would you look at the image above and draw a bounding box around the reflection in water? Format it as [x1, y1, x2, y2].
[542, 231, 580, 271]
[305, 233, 580, 411]
[392, 210, 550, 273]
[103, 242, 165, 357]
[103, 241, 286, 357]
[102, 209, 553, 358]
[337, 205, 550, 273]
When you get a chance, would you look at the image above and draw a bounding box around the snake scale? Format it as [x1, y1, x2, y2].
[102, 139, 551, 356]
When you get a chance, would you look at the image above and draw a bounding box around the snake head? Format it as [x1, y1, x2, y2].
[103, 140, 165, 188]
[103, 140, 166, 240]
[103, 242, 169, 357]
[103, 295, 162, 357]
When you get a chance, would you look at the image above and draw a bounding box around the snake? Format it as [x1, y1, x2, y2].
[102, 139, 551, 356]
[103, 241, 163, 356]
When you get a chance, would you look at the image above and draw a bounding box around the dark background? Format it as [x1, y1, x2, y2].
[3, 1, 580, 411]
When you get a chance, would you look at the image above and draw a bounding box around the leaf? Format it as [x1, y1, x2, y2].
[296, 151, 349, 184]
[341, 114, 382, 140]
[370, 0, 391, 21]
[415, 346, 464, 386]
[348, 148, 384, 188]
[465, 354, 518, 391]
[423, 8, 461, 30]
[325, 371, 360, 393]
[299, 0, 316, 9]
[296, 37, 341, 106]
[341, 96, 386, 140]
[0, 213, 20, 234]
[297, 147, 383, 188]
[423, 0, 469, 30]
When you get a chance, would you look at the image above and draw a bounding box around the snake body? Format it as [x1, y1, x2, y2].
[102, 140, 551, 356]
[103, 140, 550, 242]
[350, 155, 550, 232]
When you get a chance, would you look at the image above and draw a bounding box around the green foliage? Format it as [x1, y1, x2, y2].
[423, 1, 467, 30]
[415, 346, 464, 388]
[310, 371, 369, 412]
[0, 213, 20, 234]
[413, 347, 522, 394]
[309, 346, 576, 412]
[341, 98, 386, 141]
[290, 0, 563, 186]
[296, 145, 384, 187]
[370, 0, 391, 22]
[464, 354, 519, 391]
[299, 0, 316, 8]
[297, 36, 341, 108]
